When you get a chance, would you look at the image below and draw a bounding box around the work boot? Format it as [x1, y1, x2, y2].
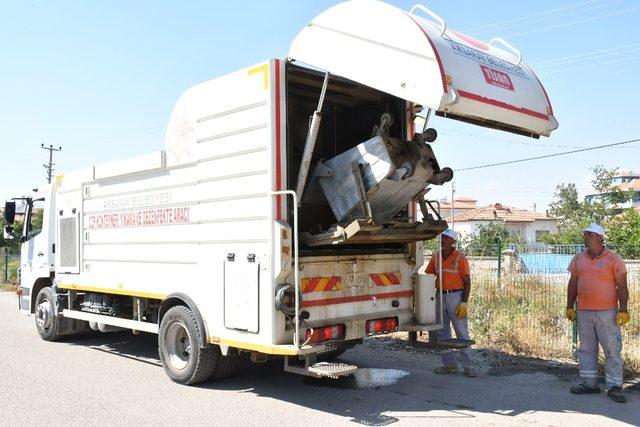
[434, 365, 457, 375]
[569, 383, 600, 395]
[463, 367, 477, 377]
[607, 387, 626, 403]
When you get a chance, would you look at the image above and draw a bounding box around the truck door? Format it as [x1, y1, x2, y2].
[20, 197, 51, 309]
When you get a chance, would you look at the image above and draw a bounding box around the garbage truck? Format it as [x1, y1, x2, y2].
[3, 0, 557, 384]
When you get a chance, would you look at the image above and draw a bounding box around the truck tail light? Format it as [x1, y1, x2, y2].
[306, 324, 345, 344]
[366, 317, 398, 335]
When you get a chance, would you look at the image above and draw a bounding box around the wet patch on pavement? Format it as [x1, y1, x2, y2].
[304, 368, 409, 389]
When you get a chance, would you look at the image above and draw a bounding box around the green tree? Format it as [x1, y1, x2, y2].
[605, 208, 640, 259]
[1, 219, 24, 253]
[544, 182, 587, 244]
[588, 165, 635, 221]
[542, 165, 635, 244]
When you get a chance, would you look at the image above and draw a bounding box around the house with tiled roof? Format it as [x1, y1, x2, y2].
[438, 197, 479, 217]
[445, 203, 558, 244]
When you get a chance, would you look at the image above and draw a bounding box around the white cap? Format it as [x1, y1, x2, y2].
[583, 224, 605, 237]
[441, 229, 458, 241]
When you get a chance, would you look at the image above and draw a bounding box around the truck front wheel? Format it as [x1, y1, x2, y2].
[158, 305, 218, 385]
[35, 287, 62, 341]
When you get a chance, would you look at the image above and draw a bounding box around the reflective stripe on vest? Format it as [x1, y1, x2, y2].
[436, 252, 462, 274]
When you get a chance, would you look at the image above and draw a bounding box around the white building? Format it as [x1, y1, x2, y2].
[446, 203, 558, 244]
[585, 169, 640, 210]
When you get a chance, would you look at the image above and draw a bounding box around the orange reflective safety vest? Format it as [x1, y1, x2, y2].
[425, 249, 470, 291]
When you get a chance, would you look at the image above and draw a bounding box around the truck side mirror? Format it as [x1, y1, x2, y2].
[3, 201, 16, 225]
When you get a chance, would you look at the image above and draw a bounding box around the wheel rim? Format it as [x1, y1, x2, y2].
[165, 322, 192, 371]
[36, 298, 53, 331]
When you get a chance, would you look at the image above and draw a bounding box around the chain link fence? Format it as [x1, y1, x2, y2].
[450, 244, 640, 373]
[0, 249, 20, 288]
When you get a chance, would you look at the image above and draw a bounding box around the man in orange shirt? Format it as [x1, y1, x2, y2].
[425, 229, 476, 377]
[566, 224, 630, 403]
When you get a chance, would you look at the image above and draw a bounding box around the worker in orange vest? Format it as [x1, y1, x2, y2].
[425, 228, 476, 377]
[566, 224, 630, 403]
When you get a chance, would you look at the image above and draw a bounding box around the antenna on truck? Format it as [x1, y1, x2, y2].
[295, 71, 330, 206]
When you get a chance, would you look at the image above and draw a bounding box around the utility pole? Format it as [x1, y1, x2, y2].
[450, 181, 455, 230]
[41, 144, 62, 184]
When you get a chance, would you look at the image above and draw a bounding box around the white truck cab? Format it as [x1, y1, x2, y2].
[5, 188, 54, 313]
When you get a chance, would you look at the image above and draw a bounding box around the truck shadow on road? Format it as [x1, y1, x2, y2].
[63, 332, 638, 426]
[65, 330, 162, 366]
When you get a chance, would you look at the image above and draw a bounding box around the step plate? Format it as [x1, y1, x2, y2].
[309, 362, 358, 379]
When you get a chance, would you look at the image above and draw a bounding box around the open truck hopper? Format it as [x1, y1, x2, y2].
[301, 113, 450, 246]
[315, 114, 452, 225]
[290, 0, 558, 248]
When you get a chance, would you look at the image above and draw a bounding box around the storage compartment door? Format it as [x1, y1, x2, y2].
[224, 255, 259, 333]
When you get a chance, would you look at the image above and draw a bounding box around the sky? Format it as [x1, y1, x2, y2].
[1, 0, 639, 213]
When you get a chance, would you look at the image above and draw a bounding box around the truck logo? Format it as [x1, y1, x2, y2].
[480, 65, 514, 91]
[449, 41, 527, 78]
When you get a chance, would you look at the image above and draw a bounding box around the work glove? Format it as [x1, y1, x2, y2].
[616, 311, 630, 326]
[565, 308, 576, 322]
[455, 302, 468, 319]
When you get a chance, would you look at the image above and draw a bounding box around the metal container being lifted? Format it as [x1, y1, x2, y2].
[315, 113, 451, 224]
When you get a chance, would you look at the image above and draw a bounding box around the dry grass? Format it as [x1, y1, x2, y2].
[469, 272, 640, 375]
[0, 282, 18, 292]
[0, 255, 20, 291]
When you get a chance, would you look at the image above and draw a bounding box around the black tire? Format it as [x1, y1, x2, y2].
[158, 305, 218, 385]
[34, 287, 62, 341]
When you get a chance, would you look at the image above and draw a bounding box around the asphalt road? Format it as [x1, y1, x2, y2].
[0, 292, 637, 426]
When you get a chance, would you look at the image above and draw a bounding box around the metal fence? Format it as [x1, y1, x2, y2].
[451, 244, 640, 373]
[0, 249, 20, 285]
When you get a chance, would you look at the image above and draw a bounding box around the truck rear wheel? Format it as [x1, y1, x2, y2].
[158, 305, 218, 385]
[35, 287, 62, 341]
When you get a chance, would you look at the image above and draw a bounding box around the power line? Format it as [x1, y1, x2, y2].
[456, 138, 640, 172]
[502, 5, 640, 39]
[433, 122, 638, 151]
[470, 0, 624, 36]
[537, 54, 640, 76]
[544, 64, 640, 85]
[462, 0, 598, 32]
[530, 43, 640, 67]
[436, 125, 639, 151]
[437, 126, 585, 149]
